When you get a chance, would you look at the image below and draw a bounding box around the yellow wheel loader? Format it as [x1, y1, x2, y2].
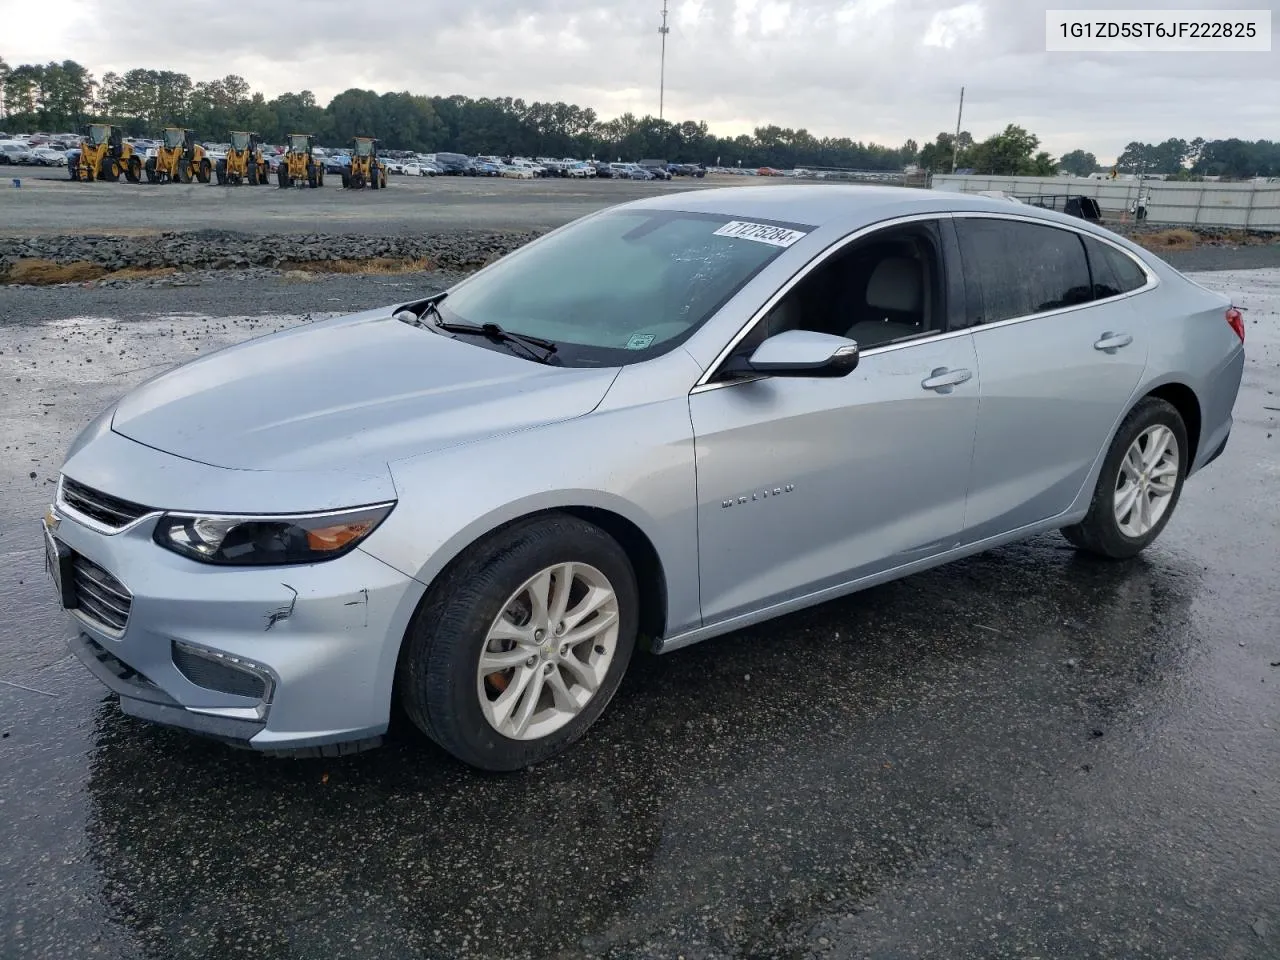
[341, 136, 388, 190]
[73, 124, 142, 183]
[277, 133, 324, 188]
[215, 131, 269, 185]
[144, 128, 212, 184]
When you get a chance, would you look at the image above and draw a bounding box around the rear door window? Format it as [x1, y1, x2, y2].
[956, 218, 1094, 324]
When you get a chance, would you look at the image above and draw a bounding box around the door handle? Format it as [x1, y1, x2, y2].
[1093, 332, 1133, 352]
[921, 367, 973, 393]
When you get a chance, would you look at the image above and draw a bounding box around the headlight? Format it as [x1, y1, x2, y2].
[153, 503, 394, 566]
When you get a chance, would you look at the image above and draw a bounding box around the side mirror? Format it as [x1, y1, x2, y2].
[740, 329, 860, 378]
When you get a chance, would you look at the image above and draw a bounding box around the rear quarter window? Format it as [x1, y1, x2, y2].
[1082, 236, 1149, 297]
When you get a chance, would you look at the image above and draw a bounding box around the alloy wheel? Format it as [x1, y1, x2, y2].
[1114, 424, 1179, 537]
[476, 562, 620, 741]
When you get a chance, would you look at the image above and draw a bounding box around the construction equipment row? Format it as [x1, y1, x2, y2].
[69, 125, 389, 191]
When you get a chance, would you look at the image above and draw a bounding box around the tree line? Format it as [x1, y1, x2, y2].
[0, 56, 1274, 179]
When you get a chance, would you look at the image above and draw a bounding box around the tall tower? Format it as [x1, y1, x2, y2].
[658, 0, 670, 121]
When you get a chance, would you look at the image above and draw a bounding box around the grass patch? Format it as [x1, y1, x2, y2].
[1135, 228, 1199, 251]
[2, 259, 106, 285]
[284, 257, 435, 276]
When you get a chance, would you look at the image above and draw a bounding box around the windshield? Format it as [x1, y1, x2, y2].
[163, 129, 185, 149]
[436, 210, 808, 367]
[231, 132, 250, 150]
[289, 135, 310, 152]
[354, 139, 374, 157]
[88, 125, 111, 146]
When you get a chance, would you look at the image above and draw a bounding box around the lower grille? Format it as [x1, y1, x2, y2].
[171, 642, 271, 701]
[72, 556, 133, 635]
[80, 633, 164, 697]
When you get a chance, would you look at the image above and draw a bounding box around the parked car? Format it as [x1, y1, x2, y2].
[0, 141, 35, 164]
[592, 161, 616, 178]
[638, 159, 672, 180]
[499, 163, 534, 179]
[383, 159, 405, 175]
[31, 146, 68, 166]
[325, 154, 351, 175]
[464, 159, 498, 176]
[45, 185, 1245, 772]
[432, 152, 471, 175]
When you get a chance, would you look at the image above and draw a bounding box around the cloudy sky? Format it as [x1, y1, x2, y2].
[5, 0, 1277, 161]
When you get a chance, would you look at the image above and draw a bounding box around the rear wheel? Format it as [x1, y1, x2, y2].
[396, 514, 639, 771]
[341, 172, 352, 189]
[98, 157, 119, 181]
[215, 159, 228, 185]
[197, 159, 212, 183]
[370, 168, 380, 190]
[177, 158, 192, 183]
[1061, 397, 1187, 559]
[246, 159, 258, 184]
[124, 157, 142, 183]
[277, 167, 288, 188]
[307, 162, 317, 188]
[144, 158, 158, 184]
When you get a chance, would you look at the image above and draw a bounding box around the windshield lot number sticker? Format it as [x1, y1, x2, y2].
[714, 221, 808, 247]
[626, 333, 656, 350]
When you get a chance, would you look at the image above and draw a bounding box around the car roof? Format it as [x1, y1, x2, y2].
[623, 184, 1103, 235]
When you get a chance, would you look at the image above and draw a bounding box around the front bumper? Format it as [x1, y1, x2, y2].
[53, 505, 426, 754]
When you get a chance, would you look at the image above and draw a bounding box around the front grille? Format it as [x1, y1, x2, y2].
[72, 556, 133, 635]
[171, 642, 270, 700]
[60, 476, 152, 530]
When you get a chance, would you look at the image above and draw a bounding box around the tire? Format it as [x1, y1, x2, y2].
[124, 158, 141, 183]
[68, 161, 78, 181]
[396, 513, 639, 771]
[341, 172, 351, 189]
[144, 158, 158, 184]
[98, 157, 119, 181]
[215, 159, 227, 185]
[197, 159, 212, 183]
[277, 168, 288, 188]
[246, 160, 257, 185]
[1061, 397, 1188, 560]
[177, 158, 192, 183]
[370, 169, 380, 190]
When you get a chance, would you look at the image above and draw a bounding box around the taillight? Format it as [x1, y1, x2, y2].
[1226, 306, 1245, 343]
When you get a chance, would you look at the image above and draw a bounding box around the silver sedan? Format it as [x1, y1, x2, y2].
[45, 186, 1245, 770]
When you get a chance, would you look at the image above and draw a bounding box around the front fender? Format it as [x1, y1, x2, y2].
[360, 392, 702, 638]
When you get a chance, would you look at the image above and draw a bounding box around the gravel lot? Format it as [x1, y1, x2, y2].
[0, 166, 724, 237]
[0, 259, 1277, 959]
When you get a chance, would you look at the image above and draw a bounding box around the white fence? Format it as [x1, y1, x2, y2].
[931, 175, 1280, 232]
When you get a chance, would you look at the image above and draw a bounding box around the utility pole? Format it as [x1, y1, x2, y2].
[658, 0, 670, 121]
[951, 86, 964, 174]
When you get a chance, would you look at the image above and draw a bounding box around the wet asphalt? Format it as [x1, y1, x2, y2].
[1, 268, 1278, 960]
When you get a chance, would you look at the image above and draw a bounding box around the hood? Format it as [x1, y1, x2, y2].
[110, 308, 620, 472]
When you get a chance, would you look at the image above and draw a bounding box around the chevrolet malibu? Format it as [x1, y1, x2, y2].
[45, 186, 1245, 771]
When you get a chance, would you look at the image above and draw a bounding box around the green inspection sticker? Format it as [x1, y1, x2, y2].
[625, 333, 656, 350]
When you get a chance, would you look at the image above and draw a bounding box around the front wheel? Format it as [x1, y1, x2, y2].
[1061, 397, 1187, 559]
[277, 168, 288, 188]
[396, 514, 639, 771]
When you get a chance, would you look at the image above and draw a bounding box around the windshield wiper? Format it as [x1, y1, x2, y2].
[432, 313, 559, 364]
[396, 296, 559, 364]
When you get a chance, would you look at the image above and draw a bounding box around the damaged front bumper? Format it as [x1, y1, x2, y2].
[53, 504, 427, 755]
